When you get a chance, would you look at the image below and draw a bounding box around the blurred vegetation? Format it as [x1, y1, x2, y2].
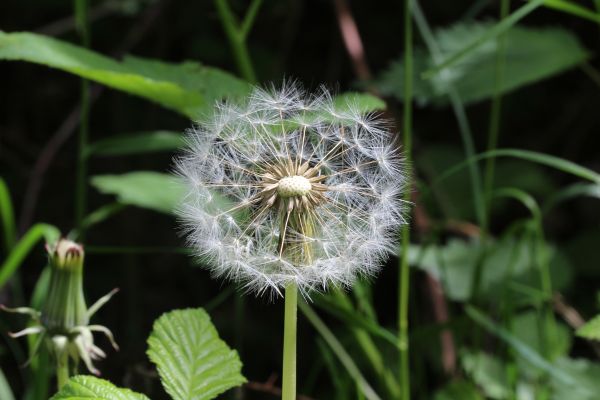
[1, 0, 600, 399]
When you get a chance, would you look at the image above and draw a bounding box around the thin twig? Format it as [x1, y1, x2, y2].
[553, 293, 600, 358]
[426, 274, 457, 375]
[332, 0, 371, 81]
[245, 376, 316, 400]
[35, 3, 115, 36]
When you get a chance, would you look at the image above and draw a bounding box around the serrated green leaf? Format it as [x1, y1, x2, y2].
[376, 23, 588, 105]
[86, 131, 185, 157]
[577, 315, 600, 340]
[147, 308, 246, 400]
[0, 31, 250, 117]
[91, 172, 185, 214]
[50, 375, 149, 400]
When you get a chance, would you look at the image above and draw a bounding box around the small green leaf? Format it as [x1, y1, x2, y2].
[376, 23, 589, 105]
[147, 308, 246, 400]
[91, 172, 185, 214]
[577, 315, 600, 341]
[0, 32, 250, 117]
[50, 375, 149, 400]
[86, 131, 185, 157]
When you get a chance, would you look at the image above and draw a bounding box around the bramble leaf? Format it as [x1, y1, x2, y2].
[147, 308, 246, 400]
[50, 375, 149, 400]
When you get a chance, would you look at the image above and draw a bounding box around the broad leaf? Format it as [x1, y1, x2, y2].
[147, 308, 246, 400]
[551, 358, 600, 400]
[86, 131, 185, 157]
[50, 375, 148, 400]
[0, 31, 250, 117]
[91, 172, 185, 214]
[376, 23, 588, 105]
[577, 315, 600, 341]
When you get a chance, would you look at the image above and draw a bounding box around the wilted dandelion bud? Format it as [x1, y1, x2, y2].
[2, 238, 119, 378]
[175, 83, 408, 296]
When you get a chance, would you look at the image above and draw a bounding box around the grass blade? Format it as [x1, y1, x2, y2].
[299, 301, 381, 400]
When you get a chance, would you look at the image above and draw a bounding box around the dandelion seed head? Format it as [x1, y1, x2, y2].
[175, 82, 409, 296]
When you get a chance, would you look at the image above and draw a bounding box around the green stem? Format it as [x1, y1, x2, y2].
[55, 352, 69, 390]
[0, 178, 16, 253]
[484, 0, 510, 216]
[399, 0, 413, 399]
[74, 0, 91, 234]
[213, 0, 259, 83]
[282, 282, 298, 400]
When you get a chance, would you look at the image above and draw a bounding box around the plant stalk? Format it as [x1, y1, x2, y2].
[74, 0, 91, 236]
[399, 0, 413, 399]
[282, 282, 298, 400]
[55, 353, 69, 390]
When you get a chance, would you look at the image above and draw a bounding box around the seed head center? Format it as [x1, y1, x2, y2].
[277, 175, 311, 198]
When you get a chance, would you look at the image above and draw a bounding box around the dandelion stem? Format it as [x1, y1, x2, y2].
[282, 282, 298, 400]
[399, 0, 413, 399]
[55, 352, 69, 390]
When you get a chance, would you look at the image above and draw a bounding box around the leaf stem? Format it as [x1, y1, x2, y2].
[398, 0, 413, 399]
[484, 0, 510, 217]
[55, 351, 69, 390]
[214, 0, 259, 83]
[282, 282, 298, 400]
[74, 0, 91, 235]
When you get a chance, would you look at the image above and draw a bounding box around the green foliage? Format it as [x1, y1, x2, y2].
[50, 375, 149, 400]
[461, 351, 510, 399]
[90, 172, 185, 214]
[376, 23, 588, 105]
[0, 32, 250, 118]
[407, 236, 571, 303]
[577, 315, 600, 341]
[147, 308, 246, 400]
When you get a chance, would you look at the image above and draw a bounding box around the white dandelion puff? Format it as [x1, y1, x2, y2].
[175, 82, 409, 296]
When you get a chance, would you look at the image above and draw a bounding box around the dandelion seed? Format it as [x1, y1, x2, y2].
[175, 82, 408, 296]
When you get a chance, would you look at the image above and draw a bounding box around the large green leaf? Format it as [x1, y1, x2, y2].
[376, 23, 588, 105]
[91, 172, 185, 214]
[50, 375, 149, 400]
[0, 31, 250, 117]
[147, 308, 246, 400]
